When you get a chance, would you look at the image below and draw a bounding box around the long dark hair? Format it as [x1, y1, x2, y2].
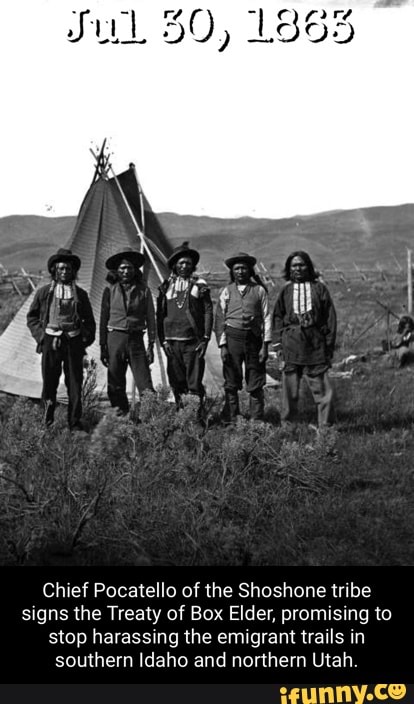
[172, 261, 197, 276]
[50, 263, 78, 281]
[282, 251, 318, 282]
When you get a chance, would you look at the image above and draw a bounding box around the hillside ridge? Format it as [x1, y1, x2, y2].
[1, 204, 413, 273]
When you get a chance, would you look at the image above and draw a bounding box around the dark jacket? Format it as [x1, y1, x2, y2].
[156, 276, 213, 345]
[26, 282, 96, 353]
[272, 280, 336, 366]
[99, 281, 156, 348]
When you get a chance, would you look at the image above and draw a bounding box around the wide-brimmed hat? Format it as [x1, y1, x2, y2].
[224, 252, 257, 269]
[105, 247, 145, 270]
[47, 248, 81, 273]
[167, 241, 200, 269]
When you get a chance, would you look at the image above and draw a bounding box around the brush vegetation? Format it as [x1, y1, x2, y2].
[0, 276, 413, 567]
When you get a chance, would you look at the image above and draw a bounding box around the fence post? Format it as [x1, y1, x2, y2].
[353, 262, 367, 281]
[407, 249, 413, 314]
[386, 310, 390, 351]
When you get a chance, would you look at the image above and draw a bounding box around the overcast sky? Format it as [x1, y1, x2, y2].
[1, 0, 414, 220]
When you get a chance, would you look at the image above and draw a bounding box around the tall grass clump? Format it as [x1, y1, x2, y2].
[0, 288, 414, 566]
[0, 387, 343, 565]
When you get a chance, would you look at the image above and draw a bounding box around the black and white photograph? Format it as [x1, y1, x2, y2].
[0, 0, 413, 685]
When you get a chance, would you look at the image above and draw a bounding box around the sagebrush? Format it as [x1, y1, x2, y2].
[0, 279, 413, 566]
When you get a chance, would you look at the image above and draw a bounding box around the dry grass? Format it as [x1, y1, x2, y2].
[0, 278, 413, 567]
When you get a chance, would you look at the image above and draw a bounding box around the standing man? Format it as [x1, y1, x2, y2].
[26, 247, 96, 431]
[100, 247, 156, 415]
[214, 252, 272, 422]
[272, 250, 337, 429]
[157, 241, 213, 409]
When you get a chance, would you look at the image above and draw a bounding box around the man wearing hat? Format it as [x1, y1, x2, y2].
[26, 248, 96, 431]
[100, 246, 156, 414]
[156, 241, 213, 409]
[214, 252, 272, 422]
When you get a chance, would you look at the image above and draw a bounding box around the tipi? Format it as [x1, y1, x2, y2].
[0, 144, 225, 401]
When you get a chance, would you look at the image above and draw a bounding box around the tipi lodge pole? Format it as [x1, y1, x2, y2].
[109, 166, 164, 284]
[129, 162, 146, 253]
[109, 163, 165, 406]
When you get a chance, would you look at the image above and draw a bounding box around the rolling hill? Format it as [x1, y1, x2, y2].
[1, 203, 414, 275]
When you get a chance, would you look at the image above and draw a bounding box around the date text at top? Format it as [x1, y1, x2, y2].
[67, 8, 355, 51]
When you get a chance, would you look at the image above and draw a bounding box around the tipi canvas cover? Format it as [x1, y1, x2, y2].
[0, 159, 225, 401]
